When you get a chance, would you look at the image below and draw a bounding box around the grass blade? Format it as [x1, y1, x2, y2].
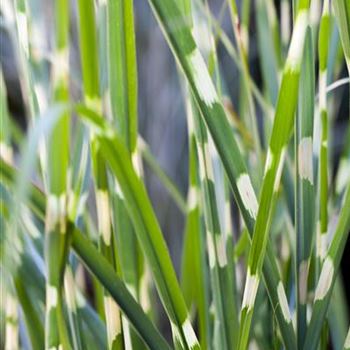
[0, 158, 172, 350]
[107, 1, 146, 347]
[295, 27, 315, 348]
[44, 0, 71, 347]
[333, 0, 350, 72]
[146, 0, 297, 347]
[317, 0, 331, 263]
[77, 0, 124, 346]
[344, 327, 350, 350]
[190, 99, 238, 349]
[238, 2, 311, 348]
[181, 101, 210, 349]
[97, 133, 200, 349]
[303, 185, 350, 350]
[70, 227, 172, 350]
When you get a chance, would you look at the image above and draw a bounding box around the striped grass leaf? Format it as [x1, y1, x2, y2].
[77, 102, 200, 349]
[190, 98, 238, 350]
[70, 227, 172, 350]
[303, 184, 350, 350]
[0, 157, 171, 350]
[333, 0, 350, 72]
[317, 0, 331, 263]
[187, 3, 238, 348]
[0, 103, 70, 350]
[76, 0, 124, 347]
[181, 100, 210, 349]
[106, 1, 146, 347]
[295, 26, 315, 348]
[192, 0, 276, 122]
[2, 162, 105, 350]
[146, 0, 297, 348]
[197, 1, 276, 120]
[94, 131, 200, 350]
[44, 0, 71, 348]
[238, 2, 311, 349]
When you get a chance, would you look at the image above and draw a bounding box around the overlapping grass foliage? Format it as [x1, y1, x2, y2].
[0, 0, 350, 349]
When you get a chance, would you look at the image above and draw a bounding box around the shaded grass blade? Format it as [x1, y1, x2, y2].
[295, 27, 315, 348]
[238, 2, 311, 348]
[145, 0, 297, 347]
[0, 158, 172, 350]
[303, 185, 350, 350]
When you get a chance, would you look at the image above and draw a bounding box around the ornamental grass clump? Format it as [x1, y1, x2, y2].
[0, 0, 350, 349]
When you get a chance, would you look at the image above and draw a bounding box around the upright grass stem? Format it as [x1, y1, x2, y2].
[146, 0, 297, 348]
[295, 27, 315, 348]
[238, 2, 310, 349]
[317, 0, 330, 264]
[44, 0, 71, 348]
[303, 184, 350, 350]
[0, 158, 172, 350]
[106, 1, 145, 347]
[1, 1, 349, 349]
[76, 1, 123, 347]
[182, 98, 210, 349]
[190, 101, 238, 349]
